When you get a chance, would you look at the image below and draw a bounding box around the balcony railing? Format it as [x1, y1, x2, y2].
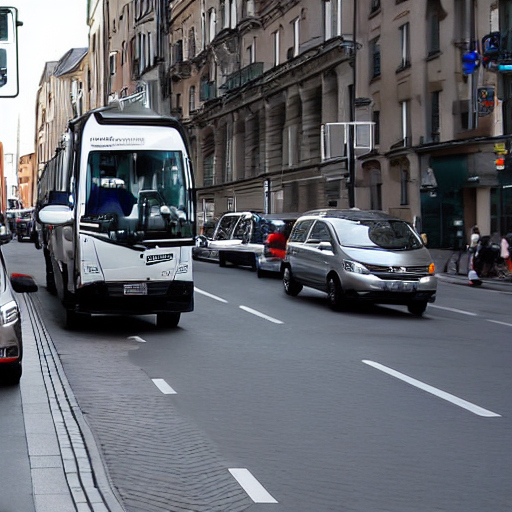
[220, 62, 264, 92]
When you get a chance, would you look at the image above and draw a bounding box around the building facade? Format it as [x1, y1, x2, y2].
[18, 153, 36, 208]
[34, 49, 89, 177]
[32, 0, 512, 248]
[166, 0, 356, 225]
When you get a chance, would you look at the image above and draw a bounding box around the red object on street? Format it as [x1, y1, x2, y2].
[266, 232, 286, 259]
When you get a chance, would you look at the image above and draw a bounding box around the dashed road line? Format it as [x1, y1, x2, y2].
[194, 287, 228, 303]
[152, 378, 177, 395]
[239, 305, 284, 324]
[228, 468, 278, 503]
[429, 304, 478, 316]
[487, 319, 512, 328]
[362, 360, 501, 418]
[128, 335, 146, 343]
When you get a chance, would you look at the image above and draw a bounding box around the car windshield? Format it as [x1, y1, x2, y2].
[331, 218, 423, 250]
[83, 150, 192, 241]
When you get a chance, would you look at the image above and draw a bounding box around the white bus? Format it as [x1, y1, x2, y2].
[36, 104, 196, 328]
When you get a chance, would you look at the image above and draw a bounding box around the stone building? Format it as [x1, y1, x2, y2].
[354, 0, 504, 247]
[17, 153, 36, 207]
[32, 0, 512, 247]
[34, 48, 89, 175]
[167, 0, 356, 225]
[103, 0, 169, 110]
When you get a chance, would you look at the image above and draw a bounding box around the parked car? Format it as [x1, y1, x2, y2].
[193, 212, 263, 268]
[194, 212, 299, 274]
[15, 208, 35, 241]
[282, 209, 437, 315]
[0, 239, 38, 385]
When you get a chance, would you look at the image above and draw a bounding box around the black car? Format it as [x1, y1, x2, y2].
[15, 208, 35, 241]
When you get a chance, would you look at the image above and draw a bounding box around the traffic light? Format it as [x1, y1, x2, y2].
[0, 7, 21, 98]
[462, 50, 480, 75]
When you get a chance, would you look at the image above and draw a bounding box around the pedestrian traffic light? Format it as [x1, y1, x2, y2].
[495, 156, 505, 170]
[0, 7, 21, 98]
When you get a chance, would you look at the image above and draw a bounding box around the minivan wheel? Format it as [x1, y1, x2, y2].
[65, 309, 86, 330]
[327, 275, 345, 311]
[2, 362, 22, 386]
[407, 301, 428, 316]
[157, 312, 181, 328]
[283, 267, 302, 296]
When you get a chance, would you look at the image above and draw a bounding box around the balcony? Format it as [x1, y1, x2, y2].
[170, 61, 192, 81]
[220, 62, 264, 92]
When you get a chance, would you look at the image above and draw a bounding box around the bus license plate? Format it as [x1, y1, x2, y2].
[124, 283, 148, 296]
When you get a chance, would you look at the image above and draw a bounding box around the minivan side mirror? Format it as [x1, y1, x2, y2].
[318, 241, 333, 251]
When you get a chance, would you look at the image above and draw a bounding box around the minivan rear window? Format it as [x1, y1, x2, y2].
[331, 219, 423, 250]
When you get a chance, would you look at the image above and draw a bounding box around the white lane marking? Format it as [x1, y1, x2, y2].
[362, 360, 501, 418]
[239, 305, 284, 324]
[229, 468, 278, 503]
[152, 378, 177, 395]
[194, 287, 228, 303]
[487, 319, 512, 328]
[430, 304, 478, 316]
[128, 336, 146, 343]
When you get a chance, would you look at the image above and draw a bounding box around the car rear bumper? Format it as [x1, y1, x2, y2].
[257, 255, 283, 273]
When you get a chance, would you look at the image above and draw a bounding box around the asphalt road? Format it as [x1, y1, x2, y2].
[3, 240, 512, 512]
[0, 379, 36, 512]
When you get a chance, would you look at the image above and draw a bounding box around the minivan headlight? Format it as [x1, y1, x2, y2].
[0, 300, 19, 325]
[343, 260, 370, 274]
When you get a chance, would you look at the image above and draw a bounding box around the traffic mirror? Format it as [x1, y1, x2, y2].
[0, 7, 21, 98]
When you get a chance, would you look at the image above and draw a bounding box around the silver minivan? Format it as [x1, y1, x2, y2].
[282, 209, 437, 315]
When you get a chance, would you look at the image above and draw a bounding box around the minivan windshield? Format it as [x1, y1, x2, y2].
[83, 150, 192, 241]
[331, 218, 423, 250]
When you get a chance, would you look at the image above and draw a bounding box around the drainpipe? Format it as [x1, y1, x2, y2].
[348, 0, 357, 208]
[467, 0, 475, 130]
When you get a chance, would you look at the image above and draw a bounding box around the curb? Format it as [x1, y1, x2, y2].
[436, 272, 512, 292]
[20, 293, 126, 512]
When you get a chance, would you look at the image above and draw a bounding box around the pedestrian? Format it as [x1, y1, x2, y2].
[469, 225, 480, 249]
[468, 225, 481, 286]
[501, 233, 512, 273]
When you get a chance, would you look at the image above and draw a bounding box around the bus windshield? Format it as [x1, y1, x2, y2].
[83, 150, 193, 241]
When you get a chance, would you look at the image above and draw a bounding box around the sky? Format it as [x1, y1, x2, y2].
[0, 0, 89, 160]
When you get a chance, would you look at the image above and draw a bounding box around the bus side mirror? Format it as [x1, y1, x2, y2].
[0, 7, 21, 98]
